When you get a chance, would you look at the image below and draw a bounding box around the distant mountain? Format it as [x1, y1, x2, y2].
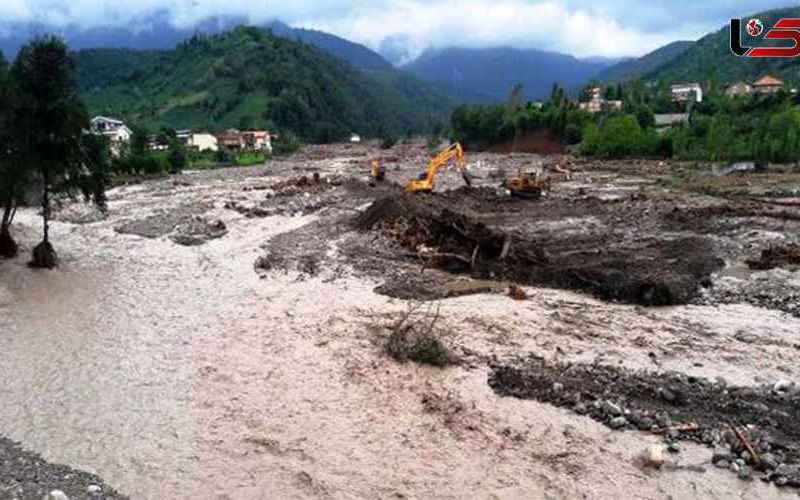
[379, 34, 418, 66]
[646, 7, 800, 84]
[0, 14, 392, 71]
[596, 41, 694, 83]
[74, 27, 453, 139]
[580, 56, 629, 67]
[265, 21, 392, 71]
[403, 47, 613, 103]
[0, 14, 241, 58]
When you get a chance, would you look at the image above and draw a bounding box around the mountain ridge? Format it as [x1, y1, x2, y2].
[74, 27, 453, 140]
[403, 46, 614, 103]
[645, 7, 800, 85]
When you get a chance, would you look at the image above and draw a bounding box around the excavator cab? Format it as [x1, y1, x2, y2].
[406, 143, 471, 193]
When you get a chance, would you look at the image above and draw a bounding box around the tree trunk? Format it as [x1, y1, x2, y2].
[0, 199, 18, 258]
[42, 170, 50, 244]
[29, 170, 58, 269]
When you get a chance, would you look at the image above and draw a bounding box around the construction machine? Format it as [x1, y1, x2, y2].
[503, 170, 551, 199]
[371, 160, 386, 181]
[406, 143, 472, 193]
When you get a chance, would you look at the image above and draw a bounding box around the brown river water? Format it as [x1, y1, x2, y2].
[1, 166, 798, 499]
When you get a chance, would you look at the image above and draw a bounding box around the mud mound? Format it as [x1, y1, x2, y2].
[747, 244, 800, 270]
[170, 218, 227, 246]
[356, 195, 721, 305]
[489, 357, 800, 487]
[667, 204, 800, 232]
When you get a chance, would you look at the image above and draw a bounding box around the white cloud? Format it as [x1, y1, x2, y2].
[298, 0, 706, 58]
[0, 0, 794, 57]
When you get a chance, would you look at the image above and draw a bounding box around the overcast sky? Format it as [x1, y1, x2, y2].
[0, 0, 796, 58]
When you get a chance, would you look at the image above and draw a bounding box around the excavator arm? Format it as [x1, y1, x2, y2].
[406, 143, 471, 193]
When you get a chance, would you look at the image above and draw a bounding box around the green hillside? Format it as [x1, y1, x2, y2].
[597, 41, 694, 83]
[74, 27, 453, 140]
[647, 7, 800, 85]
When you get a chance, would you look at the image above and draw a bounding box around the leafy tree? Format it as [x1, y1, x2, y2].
[581, 114, 663, 158]
[75, 133, 112, 210]
[129, 125, 150, 157]
[0, 52, 25, 257]
[12, 35, 104, 268]
[271, 132, 302, 156]
[167, 139, 187, 174]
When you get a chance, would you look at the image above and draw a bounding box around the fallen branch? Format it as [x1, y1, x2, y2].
[728, 421, 761, 466]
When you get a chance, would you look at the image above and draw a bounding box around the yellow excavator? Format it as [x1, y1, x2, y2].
[371, 160, 386, 181]
[406, 143, 472, 193]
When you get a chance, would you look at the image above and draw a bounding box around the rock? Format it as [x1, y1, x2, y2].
[659, 387, 676, 403]
[668, 442, 681, 454]
[87, 484, 102, 496]
[715, 460, 730, 470]
[574, 403, 589, 415]
[552, 382, 564, 394]
[602, 400, 623, 416]
[635, 417, 655, 431]
[774, 463, 800, 482]
[609, 417, 628, 429]
[655, 412, 671, 429]
[712, 447, 735, 465]
[731, 462, 741, 473]
[739, 465, 753, 481]
[760, 453, 779, 471]
[642, 445, 666, 469]
[254, 255, 274, 272]
[773, 380, 793, 393]
[29, 241, 58, 269]
[44, 491, 69, 500]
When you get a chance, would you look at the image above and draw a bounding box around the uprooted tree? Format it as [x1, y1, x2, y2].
[9, 35, 109, 268]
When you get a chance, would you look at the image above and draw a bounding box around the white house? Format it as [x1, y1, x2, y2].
[670, 83, 703, 103]
[188, 132, 219, 152]
[91, 116, 132, 156]
[578, 88, 623, 114]
[242, 130, 272, 154]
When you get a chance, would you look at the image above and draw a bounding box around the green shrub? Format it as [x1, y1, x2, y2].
[272, 132, 302, 156]
[380, 134, 397, 150]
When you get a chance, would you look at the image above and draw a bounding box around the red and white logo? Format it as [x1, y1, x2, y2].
[747, 18, 764, 37]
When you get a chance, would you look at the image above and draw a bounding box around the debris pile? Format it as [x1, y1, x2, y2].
[489, 357, 800, 487]
[226, 174, 347, 218]
[746, 244, 800, 270]
[355, 193, 722, 305]
[170, 218, 227, 246]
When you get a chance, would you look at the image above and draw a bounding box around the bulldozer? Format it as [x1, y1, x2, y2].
[503, 170, 551, 199]
[406, 143, 472, 193]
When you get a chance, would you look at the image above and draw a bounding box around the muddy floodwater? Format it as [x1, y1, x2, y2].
[2, 144, 800, 498]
